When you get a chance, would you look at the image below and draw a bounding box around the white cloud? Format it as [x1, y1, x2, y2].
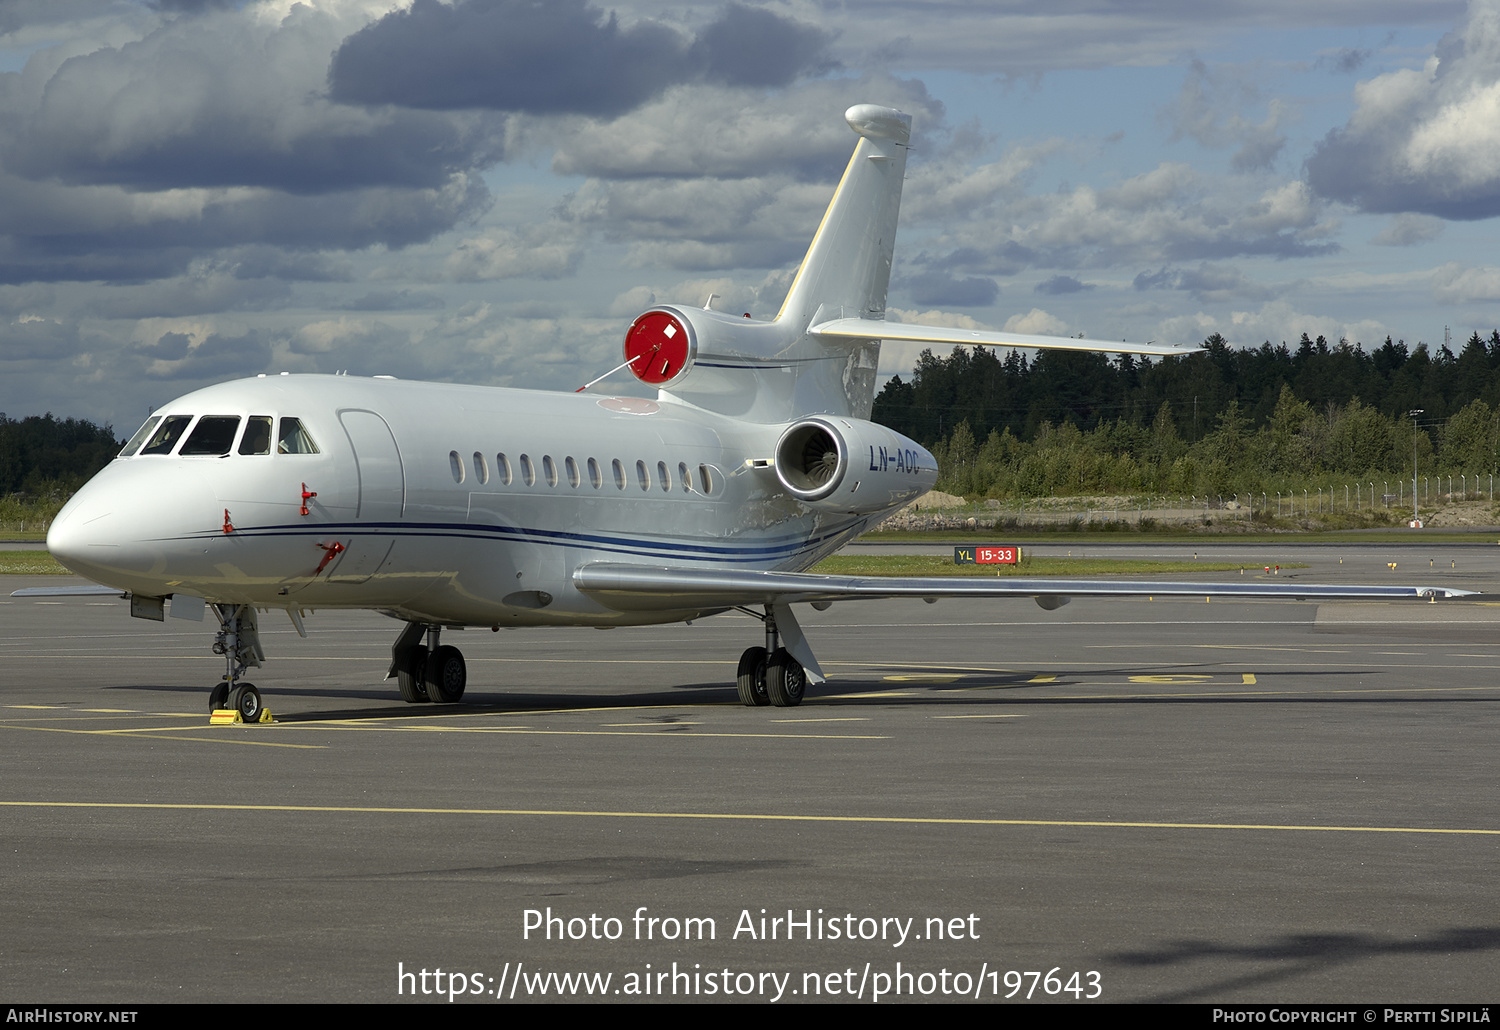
[1371, 212, 1445, 245]
[1308, 0, 1500, 218]
[1003, 307, 1070, 334]
[1432, 261, 1500, 301]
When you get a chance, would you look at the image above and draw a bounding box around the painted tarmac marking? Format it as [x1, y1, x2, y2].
[0, 800, 1492, 838]
[770, 717, 869, 723]
[296, 724, 886, 740]
[932, 714, 1027, 719]
[0, 724, 323, 749]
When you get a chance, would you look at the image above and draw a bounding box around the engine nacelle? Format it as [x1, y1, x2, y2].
[774, 416, 937, 515]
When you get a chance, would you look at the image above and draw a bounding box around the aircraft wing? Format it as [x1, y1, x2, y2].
[809, 317, 1198, 358]
[573, 562, 1476, 612]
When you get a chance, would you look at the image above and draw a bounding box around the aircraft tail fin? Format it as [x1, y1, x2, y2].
[775, 105, 911, 331]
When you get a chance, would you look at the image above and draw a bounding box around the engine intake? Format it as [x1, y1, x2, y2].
[774, 417, 937, 515]
[777, 419, 848, 501]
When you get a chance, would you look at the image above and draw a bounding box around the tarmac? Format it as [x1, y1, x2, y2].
[2, 541, 1499, 1004]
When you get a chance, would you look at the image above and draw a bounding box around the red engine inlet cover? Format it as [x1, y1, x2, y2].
[624, 310, 693, 385]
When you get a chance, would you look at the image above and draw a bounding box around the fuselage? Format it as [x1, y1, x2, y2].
[47, 374, 937, 627]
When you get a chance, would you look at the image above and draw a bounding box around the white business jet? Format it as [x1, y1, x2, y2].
[25, 105, 1473, 720]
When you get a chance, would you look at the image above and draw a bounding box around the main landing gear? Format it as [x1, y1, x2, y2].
[210, 603, 265, 719]
[389, 622, 467, 704]
[737, 605, 805, 708]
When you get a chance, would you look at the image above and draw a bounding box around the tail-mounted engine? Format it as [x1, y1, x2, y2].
[773, 416, 937, 515]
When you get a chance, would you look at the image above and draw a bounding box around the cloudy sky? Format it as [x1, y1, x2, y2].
[3, 0, 1498, 434]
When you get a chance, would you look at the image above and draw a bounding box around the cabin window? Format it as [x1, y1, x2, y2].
[678, 462, 692, 492]
[179, 416, 242, 456]
[542, 455, 558, 487]
[698, 464, 716, 494]
[120, 416, 162, 457]
[140, 415, 192, 455]
[520, 454, 535, 487]
[497, 453, 512, 486]
[238, 416, 272, 455]
[277, 417, 319, 454]
[449, 450, 465, 483]
[587, 457, 602, 489]
[636, 460, 650, 491]
[657, 461, 670, 492]
[565, 456, 580, 488]
[612, 459, 626, 490]
[473, 451, 488, 484]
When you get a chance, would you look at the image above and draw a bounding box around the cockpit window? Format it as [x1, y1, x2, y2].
[179, 416, 241, 456]
[238, 416, 272, 456]
[277, 417, 319, 454]
[139, 415, 192, 455]
[119, 416, 162, 457]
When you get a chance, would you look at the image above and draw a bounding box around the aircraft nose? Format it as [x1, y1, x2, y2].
[48, 460, 218, 590]
[47, 480, 117, 580]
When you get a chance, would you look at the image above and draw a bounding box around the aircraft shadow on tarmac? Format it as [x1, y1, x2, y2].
[1108, 926, 1500, 1003]
[98, 667, 1494, 723]
[335, 855, 804, 885]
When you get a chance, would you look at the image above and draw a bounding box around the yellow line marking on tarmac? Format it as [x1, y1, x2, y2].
[1243, 673, 1257, 684]
[307, 726, 885, 740]
[0, 800, 1492, 837]
[932, 714, 1027, 719]
[824, 691, 918, 699]
[600, 722, 703, 727]
[0, 724, 324, 748]
[1003, 684, 1500, 702]
[770, 718, 869, 723]
[1028, 675, 1057, 683]
[1091, 644, 1349, 653]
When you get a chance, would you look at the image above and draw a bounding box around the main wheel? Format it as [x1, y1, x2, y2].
[766, 649, 805, 707]
[228, 683, 262, 722]
[425, 644, 467, 703]
[396, 644, 430, 703]
[208, 681, 230, 712]
[736, 646, 768, 707]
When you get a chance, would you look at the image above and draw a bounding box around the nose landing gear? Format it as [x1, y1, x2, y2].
[209, 603, 266, 719]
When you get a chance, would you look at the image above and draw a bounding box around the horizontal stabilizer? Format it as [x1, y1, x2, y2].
[574, 562, 1476, 612]
[809, 317, 1199, 358]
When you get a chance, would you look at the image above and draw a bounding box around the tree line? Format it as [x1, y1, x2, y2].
[870, 332, 1500, 499]
[0, 414, 121, 498]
